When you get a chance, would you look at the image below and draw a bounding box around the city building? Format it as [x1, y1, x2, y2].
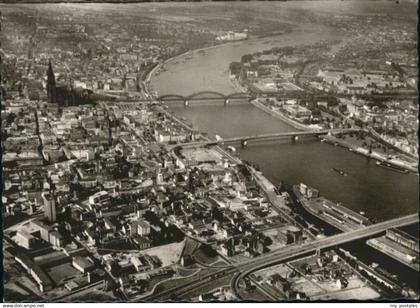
[137, 220, 151, 236]
[15, 231, 36, 249]
[42, 191, 57, 222]
[72, 256, 95, 274]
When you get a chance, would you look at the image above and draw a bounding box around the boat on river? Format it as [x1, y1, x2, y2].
[332, 167, 347, 176]
[375, 161, 409, 174]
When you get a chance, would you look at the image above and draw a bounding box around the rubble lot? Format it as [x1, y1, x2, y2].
[139, 240, 185, 266]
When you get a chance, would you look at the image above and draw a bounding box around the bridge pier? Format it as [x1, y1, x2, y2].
[241, 140, 248, 148]
[184, 100, 189, 108]
[224, 98, 230, 106]
[292, 135, 299, 142]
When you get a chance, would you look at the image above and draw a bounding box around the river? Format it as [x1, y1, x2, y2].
[150, 1, 419, 222]
[150, 22, 337, 95]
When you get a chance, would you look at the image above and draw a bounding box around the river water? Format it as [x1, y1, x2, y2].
[151, 23, 337, 95]
[167, 105, 418, 221]
[150, 1, 419, 222]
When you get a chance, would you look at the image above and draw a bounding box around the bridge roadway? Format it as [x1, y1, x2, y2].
[140, 213, 418, 301]
[170, 128, 360, 150]
[230, 213, 419, 299]
[157, 91, 252, 103]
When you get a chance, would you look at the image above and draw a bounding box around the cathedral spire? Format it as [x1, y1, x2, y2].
[47, 59, 56, 104]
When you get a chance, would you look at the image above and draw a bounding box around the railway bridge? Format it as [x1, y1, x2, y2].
[156, 91, 253, 106]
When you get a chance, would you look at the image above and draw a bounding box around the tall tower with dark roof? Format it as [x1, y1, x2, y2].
[42, 190, 57, 222]
[47, 60, 57, 104]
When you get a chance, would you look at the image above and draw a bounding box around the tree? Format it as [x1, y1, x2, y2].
[241, 54, 253, 63]
[6, 113, 16, 126]
[229, 62, 243, 76]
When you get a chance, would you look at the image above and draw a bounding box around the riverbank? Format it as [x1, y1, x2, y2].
[158, 106, 316, 241]
[145, 44, 218, 96]
[235, 83, 418, 173]
[146, 23, 338, 96]
[368, 128, 418, 161]
[250, 99, 310, 131]
[321, 134, 418, 173]
[145, 35, 284, 96]
[156, 106, 241, 165]
[249, 97, 418, 173]
[146, 27, 300, 86]
[146, 20, 417, 222]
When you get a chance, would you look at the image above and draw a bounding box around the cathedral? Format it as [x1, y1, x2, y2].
[46, 60, 57, 105]
[46, 60, 95, 106]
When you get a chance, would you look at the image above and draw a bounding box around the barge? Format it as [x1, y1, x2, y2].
[375, 161, 409, 174]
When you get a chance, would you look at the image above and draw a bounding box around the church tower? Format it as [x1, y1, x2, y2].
[47, 59, 57, 104]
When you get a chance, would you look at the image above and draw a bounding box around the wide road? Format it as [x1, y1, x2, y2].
[140, 213, 418, 301]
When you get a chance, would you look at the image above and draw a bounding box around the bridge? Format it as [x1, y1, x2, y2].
[156, 91, 253, 106]
[170, 128, 360, 149]
[230, 213, 419, 299]
[140, 213, 418, 301]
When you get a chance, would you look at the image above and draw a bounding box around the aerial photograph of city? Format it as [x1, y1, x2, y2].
[0, 0, 418, 304]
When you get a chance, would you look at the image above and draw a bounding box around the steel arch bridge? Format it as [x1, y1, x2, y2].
[226, 92, 252, 99]
[157, 94, 187, 101]
[156, 91, 252, 105]
[186, 91, 226, 100]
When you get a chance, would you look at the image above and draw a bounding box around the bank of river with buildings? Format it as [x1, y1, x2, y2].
[147, 2, 419, 294]
[149, 23, 418, 223]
